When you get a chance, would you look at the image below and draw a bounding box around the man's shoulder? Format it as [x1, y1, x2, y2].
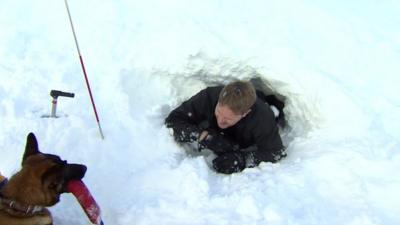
[184, 86, 222, 111]
[247, 99, 277, 127]
[204, 86, 223, 95]
[246, 99, 283, 147]
[196, 86, 223, 101]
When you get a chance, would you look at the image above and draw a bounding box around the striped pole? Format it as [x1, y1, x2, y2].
[64, 0, 105, 139]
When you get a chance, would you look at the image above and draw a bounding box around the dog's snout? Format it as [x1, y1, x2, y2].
[64, 164, 87, 181]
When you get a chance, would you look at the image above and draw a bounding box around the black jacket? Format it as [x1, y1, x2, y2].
[165, 86, 284, 165]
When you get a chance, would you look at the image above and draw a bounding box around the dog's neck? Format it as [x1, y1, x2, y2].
[0, 178, 46, 218]
[0, 196, 46, 217]
[0, 176, 7, 190]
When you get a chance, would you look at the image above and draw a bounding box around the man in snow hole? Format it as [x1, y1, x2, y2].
[165, 80, 286, 174]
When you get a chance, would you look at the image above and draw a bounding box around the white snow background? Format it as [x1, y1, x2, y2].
[1, 0, 400, 224]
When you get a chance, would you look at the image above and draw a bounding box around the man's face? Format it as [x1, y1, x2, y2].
[215, 103, 247, 129]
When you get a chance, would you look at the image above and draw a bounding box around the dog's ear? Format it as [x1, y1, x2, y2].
[23, 132, 41, 164]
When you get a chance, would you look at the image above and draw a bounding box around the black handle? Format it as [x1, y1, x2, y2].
[50, 90, 75, 98]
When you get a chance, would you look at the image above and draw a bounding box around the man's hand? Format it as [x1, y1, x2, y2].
[212, 152, 245, 174]
[198, 129, 239, 153]
[198, 130, 209, 142]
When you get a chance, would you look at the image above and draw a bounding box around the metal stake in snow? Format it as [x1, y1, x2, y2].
[64, 0, 105, 140]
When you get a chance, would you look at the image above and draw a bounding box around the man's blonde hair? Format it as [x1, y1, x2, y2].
[218, 80, 257, 115]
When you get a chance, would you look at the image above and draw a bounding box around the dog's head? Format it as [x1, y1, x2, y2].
[3, 133, 87, 206]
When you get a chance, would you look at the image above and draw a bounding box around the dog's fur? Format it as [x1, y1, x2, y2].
[0, 133, 86, 225]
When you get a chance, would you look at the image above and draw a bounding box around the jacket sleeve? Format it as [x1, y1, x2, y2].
[165, 88, 211, 143]
[251, 119, 284, 165]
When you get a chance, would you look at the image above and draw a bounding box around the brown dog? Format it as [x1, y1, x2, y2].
[0, 133, 87, 225]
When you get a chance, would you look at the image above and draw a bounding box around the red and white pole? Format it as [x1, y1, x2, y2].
[64, 0, 105, 139]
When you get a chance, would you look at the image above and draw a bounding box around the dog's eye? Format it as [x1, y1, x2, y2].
[49, 182, 57, 190]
